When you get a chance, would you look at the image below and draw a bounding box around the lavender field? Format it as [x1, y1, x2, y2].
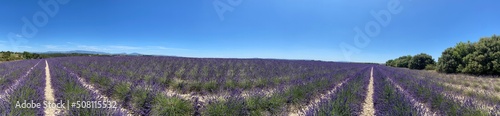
[0, 56, 499, 115]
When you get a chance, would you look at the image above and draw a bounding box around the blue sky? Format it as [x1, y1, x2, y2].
[0, 0, 499, 63]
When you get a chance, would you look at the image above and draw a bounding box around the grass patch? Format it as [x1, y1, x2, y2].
[494, 86, 500, 92]
[464, 82, 471, 87]
[0, 78, 5, 85]
[205, 97, 246, 116]
[157, 77, 172, 87]
[481, 85, 489, 90]
[151, 94, 193, 116]
[237, 80, 252, 89]
[473, 83, 480, 88]
[130, 88, 151, 111]
[63, 79, 88, 97]
[188, 82, 202, 92]
[89, 75, 112, 89]
[224, 80, 236, 90]
[112, 82, 131, 101]
[203, 81, 218, 93]
[255, 79, 267, 88]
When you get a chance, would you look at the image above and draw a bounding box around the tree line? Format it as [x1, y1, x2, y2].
[0, 51, 107, 62]
[437, 35, 500, 75]
[386, 35, 500, 75]
[385, 53, 436, 70]
[0, 51, 43, 61]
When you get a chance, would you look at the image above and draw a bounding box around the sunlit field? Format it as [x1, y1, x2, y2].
[1, 56, 498, 115]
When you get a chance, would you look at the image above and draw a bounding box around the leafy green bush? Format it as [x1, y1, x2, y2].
[424, 64, 436, 70]
[112, 82, 131, 101]
[408, 53, 435, 70]
[437, 35, 500, 75]
[151, 95, 193, 116]
[387, 53, 435, 70]
[386, 55, 412, 68]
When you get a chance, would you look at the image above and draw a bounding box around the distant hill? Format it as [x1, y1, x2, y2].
[41, 50, 111, 55]
[40, 50, 143, 56]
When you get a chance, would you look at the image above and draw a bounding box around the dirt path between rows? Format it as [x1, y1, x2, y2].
[63, 67, 133, 116]
[0, 60, 41, 100]
[361, 67, 375, 116]
[431, 80, 499, 114]
[386, 77, 437, 116]
[163, 85, 281, 114]
[44, 60, 61, 116]
[413, 75, 499, 114]
[288, 68, 362, 116]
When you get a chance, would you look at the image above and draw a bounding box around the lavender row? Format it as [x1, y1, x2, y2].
[378, 66, 487, 115]
[48, 58, 194, 115]
[0, 60, 44, 115]
[202, 66, 369, 115]
[43, 56, 376, 115]
[309, 66, 371, 115]
[0, 60, 39, 91]
[47, 59, 122, 115]
[51, 56, 366, 94]
[416, 70, 500, 106]
[372, 66, 418, 115]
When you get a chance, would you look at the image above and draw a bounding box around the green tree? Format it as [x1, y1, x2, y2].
[461, 36, 500, 75]
[386, 55, 412, 68]
[2, 51, 12, 61]
[437, 35, 500, 75]
[22, 51, 32, 59]
[395, 55, 412, 68]
[408, 53, 435, 70]
[437, 48, 460, 73]
[386, 59, 394, 67]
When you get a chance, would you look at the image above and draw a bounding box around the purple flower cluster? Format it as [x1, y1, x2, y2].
[47, 59, 121, 115]
[310, 66, 372, 115]
[0, 60, 39, 91]
[45, 56, 372, 115]
[372, 66, 417, 115]
[0, 60, 45, 115]
[377, 66, 487, 115]
[2, 56, 493, 115]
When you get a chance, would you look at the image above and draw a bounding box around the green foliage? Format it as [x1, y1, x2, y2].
[203, 81, 218, 93]
[224, 80, 236, 90]
[130, 88, 150, 111]
[205, 97, 247, 116]
[408, 53, 435, 70]
[0, 51, 128, 62]
[0, 78, 5, 85]
[437, 48, 460, 73]
[437, 35, 500, 75]
[386, 59, 394, 66]
[90, 75, 112, 89]
[151, 94, 193, 116]
[387, 53, 435, 70]
[112, 82, 131, 101]
[386, 55, 412, 68]
[425, 64, 436, 70]
[0, 51, 43, 61]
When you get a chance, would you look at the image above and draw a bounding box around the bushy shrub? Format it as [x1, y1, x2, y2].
[386, 55, 412, 68]
[386, 53, 435, 70]
[437, 35, 500, 75]
[424, 64, 436, 70]
[408, 53, 435, 70]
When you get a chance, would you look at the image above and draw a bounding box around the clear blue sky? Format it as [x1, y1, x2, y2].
[1, 0, 499, 63]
